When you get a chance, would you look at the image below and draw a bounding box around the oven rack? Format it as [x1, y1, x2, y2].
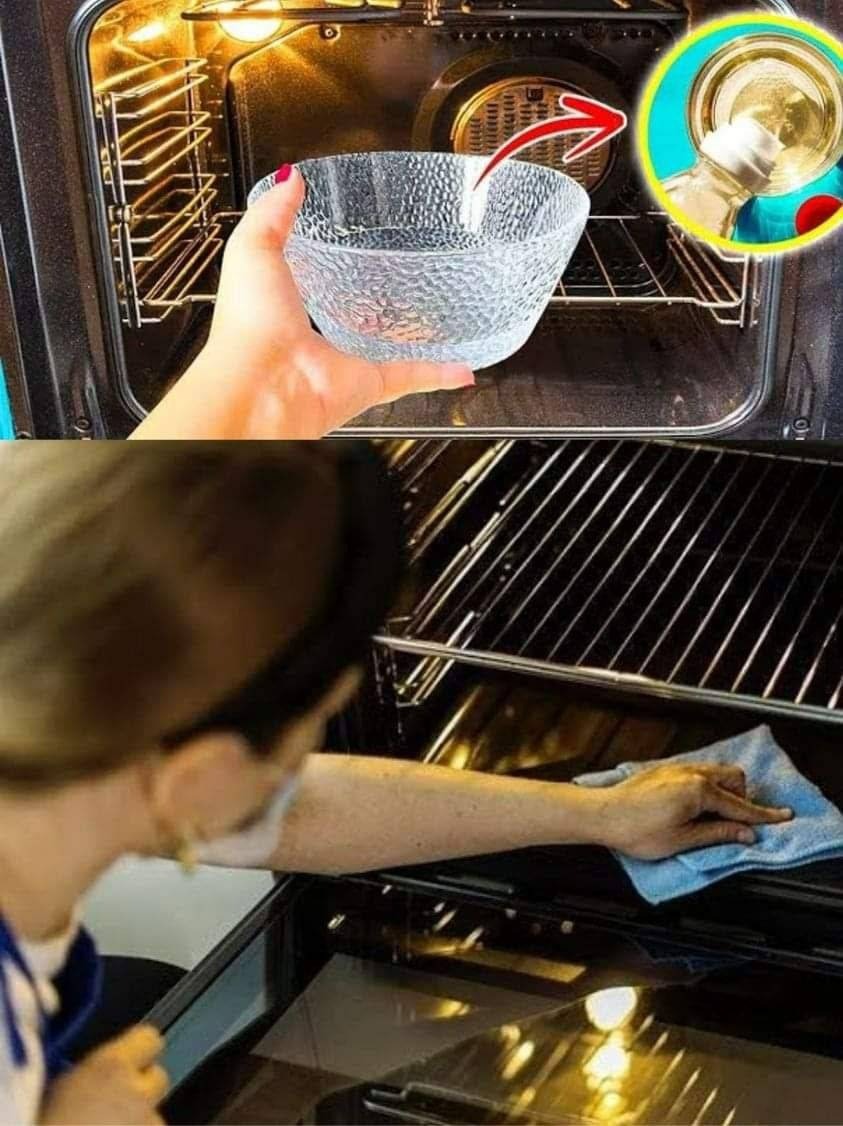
[109, 202, 752, 329]
[95, 58, 229, 327]
[557, 215, 757, 328]
[379, 441, 843, 726]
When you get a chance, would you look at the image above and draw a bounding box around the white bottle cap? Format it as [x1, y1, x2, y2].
[700, 117, 785, 193]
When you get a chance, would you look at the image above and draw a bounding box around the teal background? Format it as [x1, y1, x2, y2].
[646, 19, 843, 244]
[0, 362, 14, 440]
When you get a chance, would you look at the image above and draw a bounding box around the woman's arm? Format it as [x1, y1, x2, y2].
[263, 754, 791, 875]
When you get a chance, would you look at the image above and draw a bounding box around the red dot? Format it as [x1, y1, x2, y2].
[795, 195, 843, 236]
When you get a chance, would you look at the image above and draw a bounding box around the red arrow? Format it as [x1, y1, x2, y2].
[473, 93, 627, 189]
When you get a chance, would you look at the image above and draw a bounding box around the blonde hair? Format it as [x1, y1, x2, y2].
[0, 442, 340, 788]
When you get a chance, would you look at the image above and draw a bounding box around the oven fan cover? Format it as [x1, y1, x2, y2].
[413, 54, 631, 209]
[451, 77, 612, 192]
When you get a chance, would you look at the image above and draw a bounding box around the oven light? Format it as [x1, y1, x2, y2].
[584, 1041, 630, 1085]
[501, 1040, 535, 1081]
[584, 986, 638, 1032]
[432, 998, 471, 1020]
[127, 20, 167, 43]
[218, 1, 283, 42]
[594, 1090, 627, 1120]
[512, 1086, 536, 1114]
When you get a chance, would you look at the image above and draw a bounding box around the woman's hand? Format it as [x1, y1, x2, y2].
[132, 165, 474, 439]
[591, 763, 792, 860]
[41, 1025, 168, 1125]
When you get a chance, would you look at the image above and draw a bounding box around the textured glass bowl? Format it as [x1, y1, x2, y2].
[248, 151, 591, 369]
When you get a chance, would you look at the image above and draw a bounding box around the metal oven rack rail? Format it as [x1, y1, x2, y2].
[94, 58, 234, 328]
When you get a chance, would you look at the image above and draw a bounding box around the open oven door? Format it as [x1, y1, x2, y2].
[157, 869, 843, 1125]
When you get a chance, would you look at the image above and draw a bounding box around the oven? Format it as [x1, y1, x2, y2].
[143, 437, 843, 1125]
[356, 437, 843, 945]
[2, 0, 842, 437]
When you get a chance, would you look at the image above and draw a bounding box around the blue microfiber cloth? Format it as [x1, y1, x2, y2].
[575, 726, 843, 905]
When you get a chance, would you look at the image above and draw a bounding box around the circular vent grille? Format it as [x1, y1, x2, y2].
[451, 78, 612, 192]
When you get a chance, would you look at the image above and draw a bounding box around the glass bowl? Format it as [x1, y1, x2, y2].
[248, 151, 591, 370]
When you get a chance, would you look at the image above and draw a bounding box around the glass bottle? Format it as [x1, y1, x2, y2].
[664, 117, 784, 240]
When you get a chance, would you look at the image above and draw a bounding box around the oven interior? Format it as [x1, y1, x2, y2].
[333, 438, 843, 963]
[79, 0, 787, 434]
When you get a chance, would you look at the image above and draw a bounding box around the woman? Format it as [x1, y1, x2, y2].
[0, 443, 789, 1124]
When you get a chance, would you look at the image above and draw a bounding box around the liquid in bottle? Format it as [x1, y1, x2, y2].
[664, 116, 784, 239]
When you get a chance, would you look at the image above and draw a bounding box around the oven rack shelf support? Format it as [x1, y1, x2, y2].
[396, 440, 517, 560]
[95, 58, 227, 328]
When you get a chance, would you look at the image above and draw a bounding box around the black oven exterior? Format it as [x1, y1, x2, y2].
[149, 868, 843, 1125]
[0, 0, 842, 438]
[138, 436, 843, 1118]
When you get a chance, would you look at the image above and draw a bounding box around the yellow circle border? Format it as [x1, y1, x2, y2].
[635, 12, 843, 257]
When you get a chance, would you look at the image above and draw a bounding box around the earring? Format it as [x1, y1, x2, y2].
[175, 826, 199, 875]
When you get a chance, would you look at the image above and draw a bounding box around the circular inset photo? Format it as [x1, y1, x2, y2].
[637, 14, 843, 255]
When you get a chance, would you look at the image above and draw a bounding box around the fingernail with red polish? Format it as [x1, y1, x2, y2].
[274, 164, 293, 185]
[442, 364, 475, 389]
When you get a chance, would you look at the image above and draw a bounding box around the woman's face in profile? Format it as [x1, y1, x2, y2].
[145, 666, 363, 854]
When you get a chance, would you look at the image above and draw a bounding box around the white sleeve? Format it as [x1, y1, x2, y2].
[0, 959, 46, 1125]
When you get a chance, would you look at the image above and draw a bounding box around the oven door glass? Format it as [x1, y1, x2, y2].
[163, 876, 843, 1126]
